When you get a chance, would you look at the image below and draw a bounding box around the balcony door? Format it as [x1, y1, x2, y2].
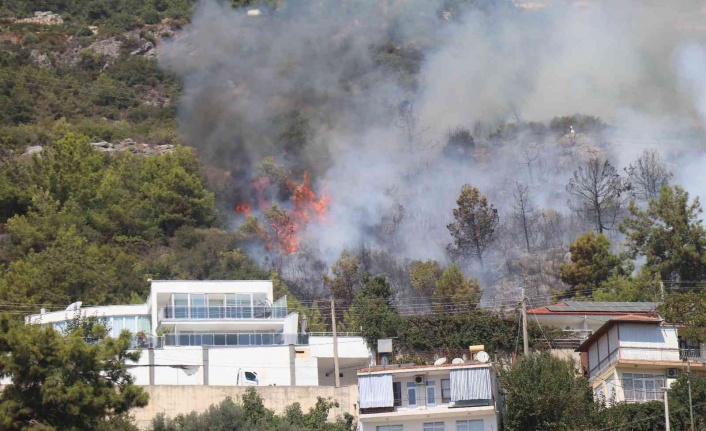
[226, 293, 253, 318]
[173, 294, 188, 318]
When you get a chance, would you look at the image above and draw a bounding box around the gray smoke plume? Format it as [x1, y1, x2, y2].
[161, 0, 706, 299]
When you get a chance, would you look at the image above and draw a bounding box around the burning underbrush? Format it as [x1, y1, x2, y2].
[235, 171, 329, 254]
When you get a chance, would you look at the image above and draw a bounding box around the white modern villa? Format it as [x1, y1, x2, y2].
[26, 280, 372, 387]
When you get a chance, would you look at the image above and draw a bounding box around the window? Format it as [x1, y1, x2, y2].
[393, 382, 402, 407]
[424, 422, 444, 431]
[191, 294, 206, 318]
[426, 380, 436, 406]
[376, 426, 402, 431]
[456, 420, 483, 431]
[622, 373, 666, 401]
[173, 294, 188, 318]
[605, 374, 616, 404]
[593, 384, 604, 404]
[407, 382, 417, 407]
[441, 378, 451, 403]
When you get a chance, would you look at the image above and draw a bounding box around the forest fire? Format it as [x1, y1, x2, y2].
[234, 171, 329, 254]
[234, 203, 252, 217]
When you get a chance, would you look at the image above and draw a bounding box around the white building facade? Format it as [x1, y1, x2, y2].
[26, 280, 372, 387]
[576, 315, 706, 404]
[357, 363, 499, 431]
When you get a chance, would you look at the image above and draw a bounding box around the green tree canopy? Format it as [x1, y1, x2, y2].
[0, 134, 217, 307]
[499, 352, 595, 431]
[620, 185, 706, 282]
[0, 314, 148, 431]
[323, 250, 363, 311]
[434, 264, 481, 309]
[408, 259, 442, 297]
[342, 275, 400, 351]
[559, 231, 631, 298]
[447, 185, 499, 268]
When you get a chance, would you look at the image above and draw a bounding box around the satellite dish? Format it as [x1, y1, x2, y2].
[476, 351, 490, 363]
[434, 357, 447, 366]
[451, 358, 464, 364]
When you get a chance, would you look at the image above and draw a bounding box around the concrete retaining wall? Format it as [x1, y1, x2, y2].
[132, 385, 358, 429]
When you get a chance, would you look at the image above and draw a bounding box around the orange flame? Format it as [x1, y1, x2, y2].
[235, 203, 252, 217]
[233, 171, 329, 254]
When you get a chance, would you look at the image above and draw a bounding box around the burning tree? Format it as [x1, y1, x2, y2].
[235, 168, 329, 255]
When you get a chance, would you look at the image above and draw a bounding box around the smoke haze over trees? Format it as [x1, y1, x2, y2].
[156, 0, 706, 305]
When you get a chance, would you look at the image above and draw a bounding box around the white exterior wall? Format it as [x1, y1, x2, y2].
[27, 304, 149, 326]
[129, 352, 151, 385]
[154, 348, 204, 385]
[283, 313, 299, 334]
[309, 336, 372, 359]
[359, 413, 497, 431]
[588, 330, 618, 379]
[208, 346, 292, 386]
[618, 324, 679, 362]
[295, 357, 320, 386]
[127, 346, 321, 387]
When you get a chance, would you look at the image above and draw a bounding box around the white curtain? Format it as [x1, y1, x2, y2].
[358, 374, 394, 408]
[450, 368, 491, 401]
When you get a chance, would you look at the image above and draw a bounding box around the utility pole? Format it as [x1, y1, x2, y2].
[521, 286, 529, 355]
[664, 386, 670, 431]
[331, 298, 341, 388]
[687, 360, 695, 431]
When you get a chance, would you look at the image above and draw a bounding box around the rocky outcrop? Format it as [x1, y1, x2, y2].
[88, 38, 122, 58]
[90, 139, 175, 156]
[130, 41, 156, 58]
[29, 50, 51, 67]
[17, 11, 64, 26]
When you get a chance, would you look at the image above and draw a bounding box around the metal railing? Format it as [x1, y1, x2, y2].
[680, 348, 704, 361]
[162, 305, 288, 320]
[551, 329, 594, 349]
[164, 332, 309, 347]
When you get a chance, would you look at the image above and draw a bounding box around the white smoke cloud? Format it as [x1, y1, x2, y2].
[161, 0, 706, 296]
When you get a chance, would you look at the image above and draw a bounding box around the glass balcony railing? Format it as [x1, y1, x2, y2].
[129, 335, 163, 349]
[163, 333, 309, 347]
[162, 305, 288, 320]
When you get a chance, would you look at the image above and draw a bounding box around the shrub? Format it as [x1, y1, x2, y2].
[142, 9, 161, 25]
[21, 33, 39, 46]
[76, 26, 94, 37]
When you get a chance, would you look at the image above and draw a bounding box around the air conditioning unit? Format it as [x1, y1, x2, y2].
[667, 368, 680, 378]
[414, 375, 425, 385]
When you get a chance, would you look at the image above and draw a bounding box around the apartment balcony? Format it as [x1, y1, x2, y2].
[551, 329, 593, 349]
[680, 348, 706, 363]
[160, 305, 288, 321]
[163, 332, 308, 347]
[360, 393, 494, 421]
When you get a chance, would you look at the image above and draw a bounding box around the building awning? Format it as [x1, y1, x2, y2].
[358, 374, 393, 409]
[450, 367, 491, 401]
